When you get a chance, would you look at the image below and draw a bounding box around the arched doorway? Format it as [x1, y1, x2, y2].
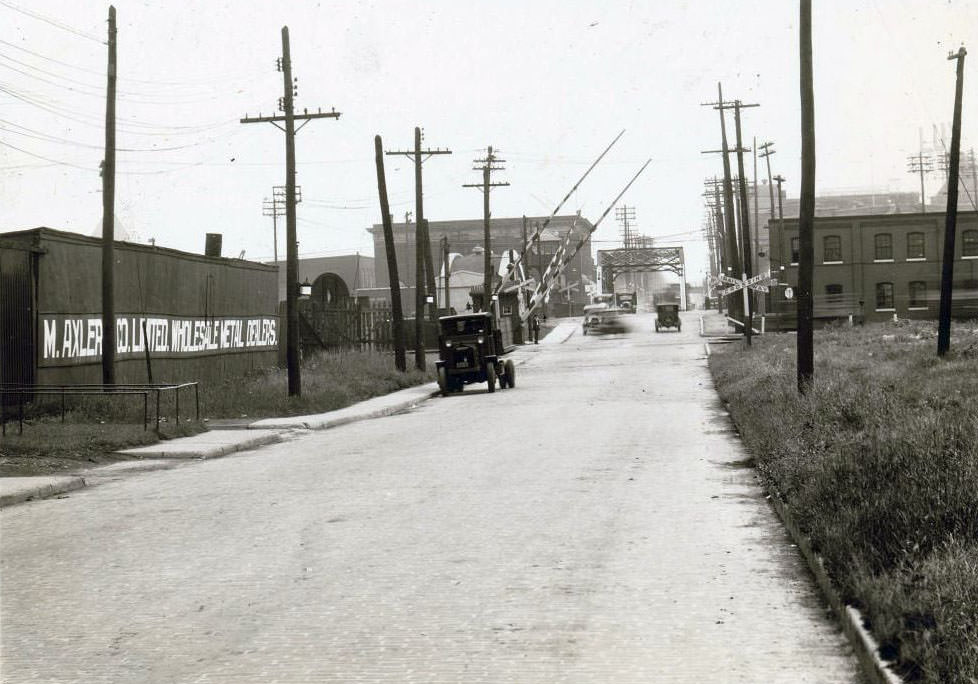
[311, 272, 350, 305]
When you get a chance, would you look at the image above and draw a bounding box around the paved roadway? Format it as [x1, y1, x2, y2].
[1, 312, 861, 683]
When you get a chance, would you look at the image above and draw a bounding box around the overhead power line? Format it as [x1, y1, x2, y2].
[0, 0, 105, 44]
[0, 82, 238, 135]
[0, 38, 267, 90]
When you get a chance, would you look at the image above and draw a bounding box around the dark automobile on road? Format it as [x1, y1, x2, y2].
[654, 303, 681, 332]
[435, 312, 515, 395]
[585, 308, 627, 335]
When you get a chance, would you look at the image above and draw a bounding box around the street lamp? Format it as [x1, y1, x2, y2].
[298, 279, 312, 298]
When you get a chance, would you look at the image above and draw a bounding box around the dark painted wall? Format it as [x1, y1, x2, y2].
[2, 228, 278, 386]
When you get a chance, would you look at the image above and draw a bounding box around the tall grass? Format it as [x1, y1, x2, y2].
[709, 320, 978, 683]
[199, 348, 434, 419]
[1, 349, 433, 475]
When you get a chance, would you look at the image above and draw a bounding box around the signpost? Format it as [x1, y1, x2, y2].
[708, 271, 779, 339]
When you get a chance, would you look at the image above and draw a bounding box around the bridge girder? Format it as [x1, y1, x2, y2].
[597, 247, 685, 293]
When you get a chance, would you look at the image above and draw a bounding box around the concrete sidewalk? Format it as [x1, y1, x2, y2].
[0, 333, 559, 508]
[0, 475, 86, 508]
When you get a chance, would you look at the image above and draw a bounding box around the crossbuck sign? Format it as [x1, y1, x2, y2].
[711, 271, 778, 297]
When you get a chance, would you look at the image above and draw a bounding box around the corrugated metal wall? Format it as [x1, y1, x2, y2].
[0, 244, 35, 396]
[6, 229, 279, 386]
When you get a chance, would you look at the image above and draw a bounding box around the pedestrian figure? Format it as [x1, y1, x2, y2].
[531, 313, 540, 344]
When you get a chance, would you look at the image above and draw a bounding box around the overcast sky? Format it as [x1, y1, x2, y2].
[1, 1, 975, 281]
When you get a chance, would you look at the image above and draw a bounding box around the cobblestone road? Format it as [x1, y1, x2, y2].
[1, 312, 861, 683]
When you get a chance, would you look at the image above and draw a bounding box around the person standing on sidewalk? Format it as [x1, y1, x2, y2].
[531, 314, 540, 344]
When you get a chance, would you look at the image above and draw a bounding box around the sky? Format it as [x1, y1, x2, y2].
[1, 0, 975, 283]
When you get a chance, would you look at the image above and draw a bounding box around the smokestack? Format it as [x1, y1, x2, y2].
[205, 233, 222, 257]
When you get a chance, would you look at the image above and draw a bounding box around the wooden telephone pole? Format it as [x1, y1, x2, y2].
[937, 46, 968, 357]
[241, 27, 341, 396]
[441, 236, 451, 311]
[374, 135, 406, 372]
[759, 142, 776, 222]
[101, 5, 117, 385]
[464, 147, 509, 314]
[701, 84, 743, 327]
[798, 0, 816, 391]
[732, 100, 760, 345]
[386, 128, 451, 370]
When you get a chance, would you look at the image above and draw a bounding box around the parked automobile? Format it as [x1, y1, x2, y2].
[435, 312, 515, 395]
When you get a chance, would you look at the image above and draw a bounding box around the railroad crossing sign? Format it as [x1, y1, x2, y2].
[559, 280, 579, 295]
[711, 271, 778, 297]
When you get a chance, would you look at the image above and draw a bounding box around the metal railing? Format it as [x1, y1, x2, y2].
[0, 382, 199, 436]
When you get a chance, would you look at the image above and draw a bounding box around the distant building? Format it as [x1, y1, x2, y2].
[767, 210, 978, 325]
[267, 254, 375, 304]
[366, 214, 595, 314]
[719, 183, 924, 282]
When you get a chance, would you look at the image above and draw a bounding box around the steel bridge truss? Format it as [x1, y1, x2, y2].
[598, 247, 687, 309]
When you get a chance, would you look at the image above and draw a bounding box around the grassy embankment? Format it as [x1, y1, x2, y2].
[1, 350, 433, 476]
[709, 320, 978, 684]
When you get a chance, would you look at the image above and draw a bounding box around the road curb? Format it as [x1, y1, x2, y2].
[707, 358, 904, 684]
[0, 476, 86, 508]
[116, 430, 283, 460]
[766, 490, 904, 684]
[249, 384, 440, 430]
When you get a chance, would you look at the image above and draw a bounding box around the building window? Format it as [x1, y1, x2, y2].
[963, 230, 978, 257]
[908, 281, 927, 308]
[790, 237, 800, 264]
[874, 233, 893, 260]
[875, 282, 894, 310]
[907, 232, 925, 260]
[825, 284, 843, 303]
[823, 235, 842, 262]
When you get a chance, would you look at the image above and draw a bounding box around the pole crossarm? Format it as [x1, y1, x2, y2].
[462, 182, 510, 192]
[241, 110, 341, 125]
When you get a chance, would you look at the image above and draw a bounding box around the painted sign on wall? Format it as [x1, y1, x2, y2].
[40, 315, 277, 365]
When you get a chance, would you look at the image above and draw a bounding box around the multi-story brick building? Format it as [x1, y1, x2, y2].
[768, 210, 978, 325]
[365, 214, 596, 314]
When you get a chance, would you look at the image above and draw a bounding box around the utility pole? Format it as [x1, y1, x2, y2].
[907, 152, 933, 213]
[386, 128, 451, 370]
[521, 216, 530, 309]
[441, 235, 451, 311]
[241, 26, 341, 397]
[262, 198, 283, 263]
[464, 146, 509, 315]
[938, 46, 968, 357]
[263, 185, 301, 263]
[374, 135, 406, 372]
[759, 142, 776, 222]
[701, 84, 743, 327]
[535, 221, 545, 316]
[101, 5, 117, 386]
[970, 149, 978, 211]
[774, 174, 785, 226]
[753, 136, 760, 267]
[733, 101, 759, 345]
[798, 0, 816, 391]
[615, 206, 637, 248]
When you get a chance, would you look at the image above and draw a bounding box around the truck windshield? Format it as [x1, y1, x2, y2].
[444, 318, 486, 335]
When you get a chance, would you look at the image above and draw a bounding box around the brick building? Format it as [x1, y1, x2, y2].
[768, 210, 978, 324]
[365, 214, 595, 314]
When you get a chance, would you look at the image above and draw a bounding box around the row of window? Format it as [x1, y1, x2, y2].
[819, 282, 930, 310]
[790, 230, 978, 263]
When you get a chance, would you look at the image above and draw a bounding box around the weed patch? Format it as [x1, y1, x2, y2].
[709, 320, 978, 683]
